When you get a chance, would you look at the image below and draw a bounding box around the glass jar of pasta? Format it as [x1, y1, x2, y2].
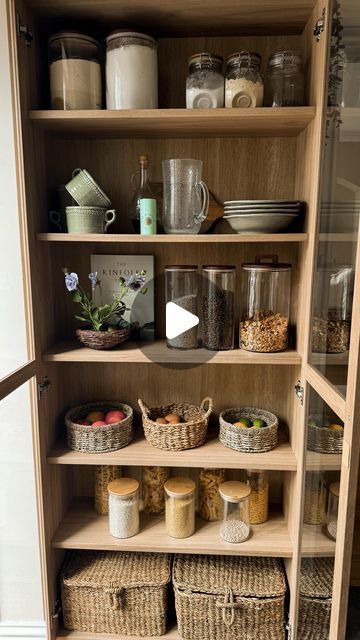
[199, 468, 225, 521]
[142, 466, 169, 515]
[246, 469, 269, 524]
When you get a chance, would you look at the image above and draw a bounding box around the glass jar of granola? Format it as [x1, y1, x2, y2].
[312, 264, 353, 353]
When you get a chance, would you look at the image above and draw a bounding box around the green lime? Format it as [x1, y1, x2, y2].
[252, 418, 265, 428]
[237, 417, 252, 427]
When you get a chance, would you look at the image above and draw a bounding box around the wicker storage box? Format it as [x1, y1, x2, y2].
[307, 413, 343, 454]
[173, 554, 287, 640]
[138, 398, 213, 451]
[65, 402, 133, 453]
[298, 558, 333, 640]
[219, 407, 278, 453]
[60, 550, 171, 636]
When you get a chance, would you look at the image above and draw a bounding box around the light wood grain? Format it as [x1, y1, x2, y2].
[305, 450, 342, 471]
[37, 232, 308, 243]
[304, 363, 346, 422]
[0, 360, 36, 401]
[57, 627, 180, 640]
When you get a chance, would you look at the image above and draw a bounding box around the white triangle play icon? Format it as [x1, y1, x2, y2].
[166, 302, 199, 340]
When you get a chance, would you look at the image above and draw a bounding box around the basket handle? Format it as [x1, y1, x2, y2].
[215, 587, 242, 627]
[138, 398, 151, 418]
[200, 397, 213, 418]
[104, 585, 124, 610]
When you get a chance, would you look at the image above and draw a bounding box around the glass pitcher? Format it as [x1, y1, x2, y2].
[162, 159, 209, 234]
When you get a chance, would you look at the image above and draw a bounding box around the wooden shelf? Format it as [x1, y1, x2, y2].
[52, 501, 292, 557]
[305, 450, 342, 471]
[310, 351, 349, 366]
[43, 340, 302, 365]
[301, 524, 336, 557]
[318, 233, 358, 242]
[339, 107, 360, 142]
[57, 627, 180, 640]
[29, 108, 316, 138]
[37, 232, 308, 243]
[48, 436, 297, 471]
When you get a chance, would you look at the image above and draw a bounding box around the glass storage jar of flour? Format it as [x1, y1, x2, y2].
[48, 32, 102, 110]
[225, 51, 263, 107]
[186, 53, 224, 108]
[106, 31, 158, 109]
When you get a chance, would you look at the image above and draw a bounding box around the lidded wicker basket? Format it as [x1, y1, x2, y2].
[307, 413, 343, 454]
[65, 402, 133, 453]
[60, 550, 171, 636]
[219, 407, 278, 453]
[173, 554, 287, 640]
[298, 558, 333, 640]
[138, 398, 213, 451]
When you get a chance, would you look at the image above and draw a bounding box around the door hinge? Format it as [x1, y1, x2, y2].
[17, 14, 33, 46]
[313, 8, 325, 42]
[295, 380, 304, 405]
[38, 376, 51, 398]
[286, 620, 292, 640]
[50, 600, 61, 628]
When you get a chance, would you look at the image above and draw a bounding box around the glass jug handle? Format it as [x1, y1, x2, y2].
[194, 180, 209, 224]
[131, 169, 140, 191]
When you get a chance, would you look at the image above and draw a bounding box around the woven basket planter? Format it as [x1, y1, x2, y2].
[138, 398, 213, 451]
[307, 413, 343, 454]
[61, 550, 171, 636]
[173, 554, 287, 640]
[76, 327, 130, 350]
[298, 558, 333, 640]
[219, 407, 278, 453]
[65, 402, 133, 453]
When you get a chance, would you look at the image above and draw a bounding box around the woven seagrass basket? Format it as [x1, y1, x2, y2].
[298, 558, 333, 640]
[173, 554, 287, 640]
[76, 327, 129, 350]
[307, 413, 343, 454]
[138, 397, 213, 451]
[219, 407, 278, 453]
[65, 402, 133, 453]
[61, 550, 171, 636]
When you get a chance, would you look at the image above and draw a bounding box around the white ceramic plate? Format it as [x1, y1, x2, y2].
[224, 208, 301, 214]
[223, 213, 298, 233]
[224, 199, 302, 205]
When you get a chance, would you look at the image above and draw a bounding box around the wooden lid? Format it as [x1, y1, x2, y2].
[219, 481, 251, 502]
[329, 481, 340, 497]
[164, 477, 196, 498]
[107, 477, 139, 497]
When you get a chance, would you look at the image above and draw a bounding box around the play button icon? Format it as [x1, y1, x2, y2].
[166, 302, 199, 340]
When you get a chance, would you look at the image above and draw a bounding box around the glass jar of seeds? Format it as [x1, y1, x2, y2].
[107, 477, 140, 538]
[199, 468, 225, 521]
[240, 255, 291, 352]
[202, 265, 235, 350]
[246, 469, 269, 524]
[164, 477, 196, 538]
[326, 481, 339, 540]
[165, 265, 199, 349]
[219, 480, 251, 543]
[142, 466, 169, 515]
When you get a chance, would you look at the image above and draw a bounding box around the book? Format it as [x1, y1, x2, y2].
[90, 254, 155, 340]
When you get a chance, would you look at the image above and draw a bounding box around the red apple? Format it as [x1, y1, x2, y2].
[92, 420, 107, 427]
[76, 419, 91, 426]
[86, 410, 105, 423]
[105, 410, 126, 424]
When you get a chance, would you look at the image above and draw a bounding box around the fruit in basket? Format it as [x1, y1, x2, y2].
[92, 420, 107, 426]
[233, 420, 249, 428]
[329, 423, 344, 431]
[165, 413, 181, 424]
[76, 419, 91, 426]
[105, 410, 126, 424]
[156, 417, 168, 424]
[252, 418, 265, 428]
[86, 410, 105, 423]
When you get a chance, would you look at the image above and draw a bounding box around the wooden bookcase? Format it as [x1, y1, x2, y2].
[3, 0, 360, 639]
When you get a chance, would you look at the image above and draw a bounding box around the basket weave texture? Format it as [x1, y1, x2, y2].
[219, 407, 278, 453]
[65, 402, 133, 453]
[173, 554, 286, 640]
[61, 550, 171, 636]
[138, 398, 213, 451]
[307, 413, 343, 454]
[298, 558, 333, 640]
[76, 327, 129, 350]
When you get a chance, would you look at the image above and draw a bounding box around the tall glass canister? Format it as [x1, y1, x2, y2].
[165, 266, 198, 349]
[202, 266, 235, 350]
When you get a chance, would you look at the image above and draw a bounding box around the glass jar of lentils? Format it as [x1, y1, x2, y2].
[202, 265, 235, 350]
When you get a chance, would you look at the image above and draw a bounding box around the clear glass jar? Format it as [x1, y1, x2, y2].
[107, 477, 139, 538]
[240, 254, 291, 353]
[326, 481, 339, 540]
[312, 264, 353, 354]
[225, 52, 263, 108]
[186, 53, 224, 108]
[106, 31, 158, 109]
[142, 466, 169, 515]
[199, 468, 225, 521]
[94, 465, 121, 515]
[219, 481, 251, 543]
[246, 469, 269, 524]
[164, 477, 196, 538]
[266, 50, 304, 107]
[202, 266, 235, 350]
[165, 265, 199, 349]
[303, 472, 327, 526]
[48, 32, 102, 110]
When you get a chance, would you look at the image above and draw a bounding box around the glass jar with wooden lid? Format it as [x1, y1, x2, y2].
[164, 477, 196, 538]
[142, 466, 169, 515]
[246, 469, 269, 524]
[326, 481, 340, 540]
[219, 480, 251, 543]
[107, 477, 139, 539]
[199, 468, 225, 521]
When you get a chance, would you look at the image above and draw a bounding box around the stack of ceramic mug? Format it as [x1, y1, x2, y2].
[50, 169, 116, 234]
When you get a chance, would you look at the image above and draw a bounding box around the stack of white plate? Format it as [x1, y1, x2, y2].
[320, 202, 360, 234]
[223, 200, 303, 234]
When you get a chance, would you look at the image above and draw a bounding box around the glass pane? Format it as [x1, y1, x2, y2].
[309, 0, 360, 396]
[0, 1, 29, 380]
[0, 380, 43, 623]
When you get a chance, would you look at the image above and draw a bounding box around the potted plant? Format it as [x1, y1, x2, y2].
[63, 268, 147, 349]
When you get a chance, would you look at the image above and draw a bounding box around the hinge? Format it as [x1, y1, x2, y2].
[50, 599, 61, 629]
[313, 8, 325, 42]
[17, 14, 33, 46]
[286, 620, 292, 640]
[38, 376, 51, 398]
[294, 380, 304, 405]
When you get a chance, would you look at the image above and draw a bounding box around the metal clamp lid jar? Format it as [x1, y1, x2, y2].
[266, 50, 304, 107]
[186, 52, 224, 109]
[225, 51, 263, 108]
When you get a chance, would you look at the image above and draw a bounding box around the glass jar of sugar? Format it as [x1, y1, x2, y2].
[106, 31, 158, 109]
[186, 53, 224, 108]
[219, 481, 251, 543]
[107, 477, 140, 538]
[225, 51, 263, 107]
[48, 32, 102, 110]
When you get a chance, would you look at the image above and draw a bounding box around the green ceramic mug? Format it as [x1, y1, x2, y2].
[66, 206, 116, 233]
[65, 168, 111, 207]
